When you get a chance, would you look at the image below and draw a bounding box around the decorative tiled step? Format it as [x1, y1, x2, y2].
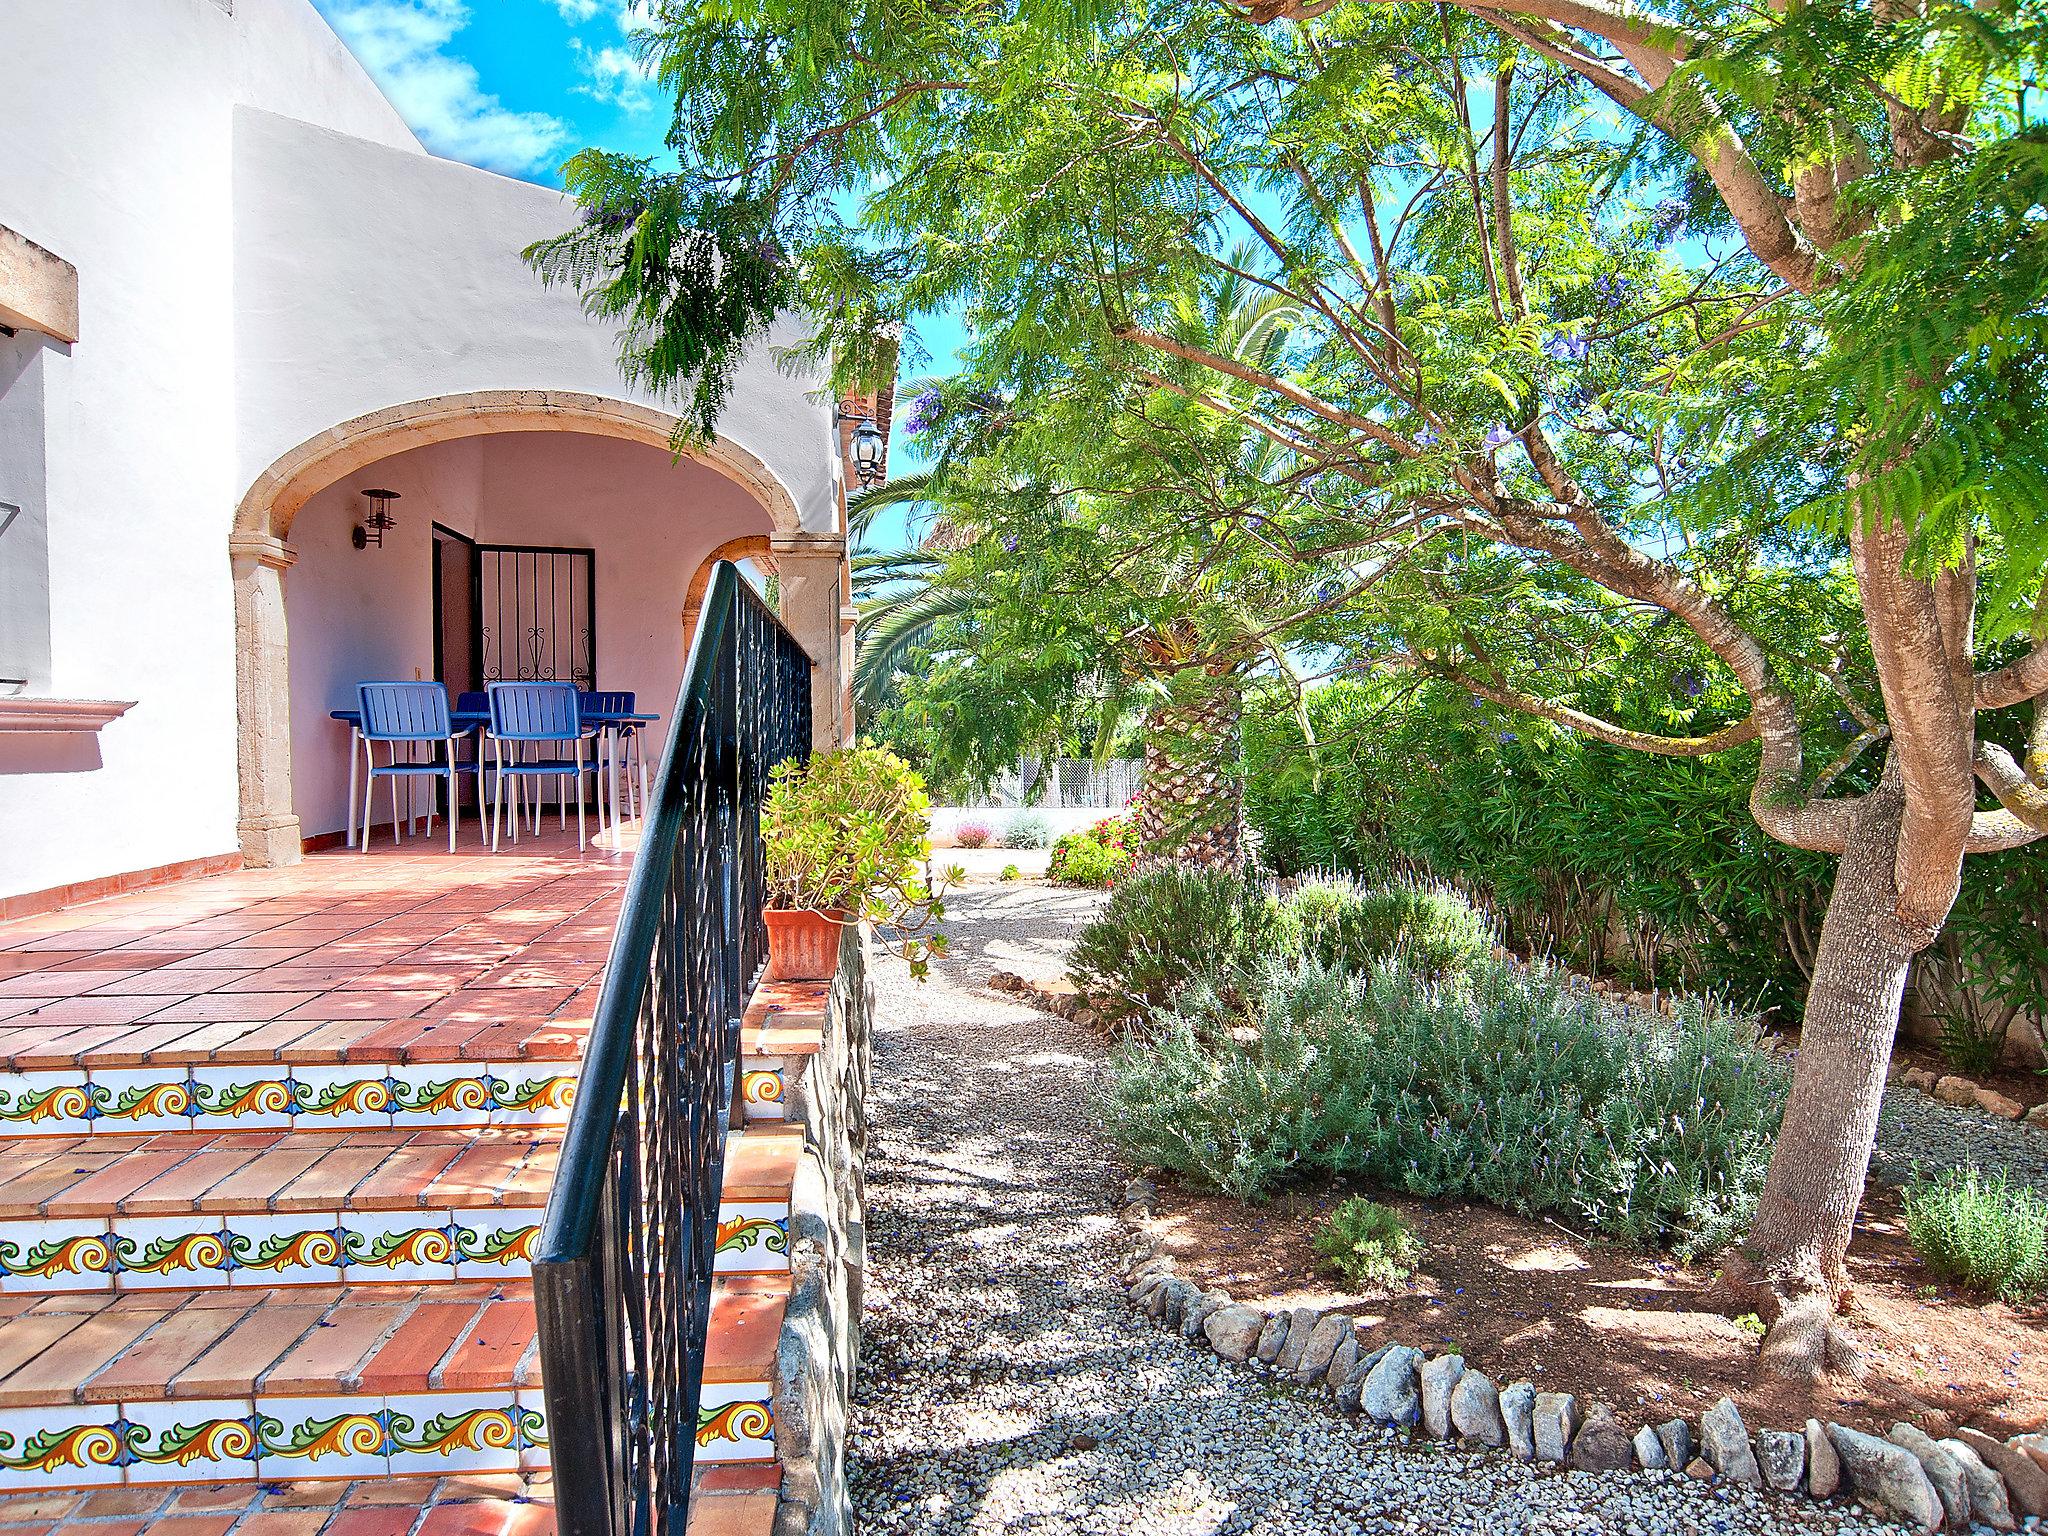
[0, 1471, 556, 1536]
[735, 981, 826, 1126]
[0, 1283, 545, 1489]
[0, 1127, 794, 1291]
[695, 1276, 785, 1465]
[0, 1062, 578, 1138]
[0, 1011, 587, 1074]
[714, 1129, 798, 1277]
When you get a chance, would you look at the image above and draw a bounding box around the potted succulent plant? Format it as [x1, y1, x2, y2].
[759, 746, 958, 981]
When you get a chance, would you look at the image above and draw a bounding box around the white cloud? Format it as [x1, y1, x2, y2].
[571, 38, 660, 112]
[324, 0, 571, 175]
[548, 0, 602, 17]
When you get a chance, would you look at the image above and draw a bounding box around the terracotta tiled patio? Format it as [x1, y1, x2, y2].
[0, 831, 813, 1536]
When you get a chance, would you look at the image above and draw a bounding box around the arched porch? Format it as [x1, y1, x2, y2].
[231, 390, 850, 866]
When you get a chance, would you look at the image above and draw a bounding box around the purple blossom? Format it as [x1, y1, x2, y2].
[1542, 332, 1590, 364]
[1002, 534, 1019, 553]
[1415, 425, 1438, 447]
[903, 387, 942, 437]
[1593, 274, 1633, 310]
[1652, 198, 1688, 240]
[1674, 670, 1704, 700]
[1498, 730, 1519, 744]
[1835, 712, 1859, 736]
[1484, 423, 1515, 449]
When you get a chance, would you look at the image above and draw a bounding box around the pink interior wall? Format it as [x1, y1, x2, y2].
[285, 429, 777, 840]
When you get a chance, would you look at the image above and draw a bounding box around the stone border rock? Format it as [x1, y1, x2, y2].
[1115, 1177, 2048, 1533]
[1891, 1062, 2048, 1130]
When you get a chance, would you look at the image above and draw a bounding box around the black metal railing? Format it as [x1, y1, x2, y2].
[535, 562, 813, 1536]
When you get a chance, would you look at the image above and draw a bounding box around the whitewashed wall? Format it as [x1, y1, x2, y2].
[0, 0, 421, 900]
[231, 109, 840, 539]
[0, 0, 839, 902]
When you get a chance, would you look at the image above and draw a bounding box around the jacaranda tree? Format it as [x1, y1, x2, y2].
[529, 0, 2048, 1377]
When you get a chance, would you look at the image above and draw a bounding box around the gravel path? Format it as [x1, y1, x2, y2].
[848, 884, 1911, 1536]
[1873, 1086, 2048, 1198]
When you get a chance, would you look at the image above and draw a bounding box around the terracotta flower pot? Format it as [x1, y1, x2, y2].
[763, 907, 846, 981]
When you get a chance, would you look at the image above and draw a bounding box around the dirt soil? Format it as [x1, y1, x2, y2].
[1138, 1178, 2048, 1442]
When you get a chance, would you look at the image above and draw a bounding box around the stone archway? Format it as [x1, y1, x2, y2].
[230, 390, 826, 866]
[681, 535, 778, 653]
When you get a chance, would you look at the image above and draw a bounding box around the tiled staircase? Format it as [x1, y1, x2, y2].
[0, 856, 832, 1536]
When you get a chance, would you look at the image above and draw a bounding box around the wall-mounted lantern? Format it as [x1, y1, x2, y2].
[352, 488, 400, 550]
[849, 418, 887, 488]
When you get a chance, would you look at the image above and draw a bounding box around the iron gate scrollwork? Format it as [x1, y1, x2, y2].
[534, 562, 813, 1536]
[477, 544, 596, 688]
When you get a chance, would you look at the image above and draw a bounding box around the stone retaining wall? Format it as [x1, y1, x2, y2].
[773, 924, 874, 1536]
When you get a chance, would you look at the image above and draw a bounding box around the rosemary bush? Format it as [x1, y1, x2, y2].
[1097, 958, 1787, 1254]
[1903, 1167, 2048, 1301]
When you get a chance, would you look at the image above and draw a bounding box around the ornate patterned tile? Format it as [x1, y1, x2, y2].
[111, 1217, 234, 1290]
[0, 1219, 117, 1292]
[285, 1066, 394, 1130]
[252, 1395, 388, 1480]
[713, 1203, 789, 1275]
[0, 1405, 124, 1489]
[486, 1068, 577, 1127]
[120, 1398, 258, 1482]
[736, 1067, 787, 1121]
[186, 1067, 295, 1131]
[0, 1074, 95, 1137]
[338, 1211, 459, 1283]
[382, 1065, 496, 1128]
[86, 1070, 195, 1134]
[693, 1385, 774, 1463]
[224, 1212, 346, 1287]
[382, 1394, 529, 1475]
[448, 1215, 540, 1281]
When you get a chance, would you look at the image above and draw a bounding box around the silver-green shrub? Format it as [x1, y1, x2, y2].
[1096, 957, 1787, 1255]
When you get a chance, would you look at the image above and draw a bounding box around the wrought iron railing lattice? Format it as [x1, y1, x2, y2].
[535, 563, 812, 1536]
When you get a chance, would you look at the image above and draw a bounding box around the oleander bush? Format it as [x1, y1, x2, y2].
[1902, 1167, 2048, 1301]
[1292, 873, 1495, 977]
[1096, 957, 1787, 1253]
[954, 819, 996, 849]
[1047, 832, 1131, 887]
[1314, 1197, 1422, 1290]
[1003, 810, 1055, 849]
[1068, 866, 1289, 1024]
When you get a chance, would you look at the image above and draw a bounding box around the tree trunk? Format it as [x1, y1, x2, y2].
[1725, 769, 1926, 1380]
[1135, 671, 1245, 870]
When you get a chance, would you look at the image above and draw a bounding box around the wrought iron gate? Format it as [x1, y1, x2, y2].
[477, 544, 596, 688]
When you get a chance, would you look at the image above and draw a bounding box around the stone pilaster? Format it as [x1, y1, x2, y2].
[771, 535, 853, 752]
[230, 532, 302, 867]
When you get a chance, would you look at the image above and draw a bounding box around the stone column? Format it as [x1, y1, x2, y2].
[771, 534, 853, 752]
[230, 531, 303, 867]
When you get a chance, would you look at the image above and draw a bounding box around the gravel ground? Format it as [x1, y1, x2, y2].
[848, 884, 1912, 1536]
[1873, 1085, 2048, 1197]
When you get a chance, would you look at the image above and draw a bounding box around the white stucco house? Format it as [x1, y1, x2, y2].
[0, 0, 864, 913]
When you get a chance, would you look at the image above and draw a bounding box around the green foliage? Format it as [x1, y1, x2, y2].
[999, 863, 1022, 882]
[1097, 958, 1787, 1253]
[1002, 811, 1055, 849]
[1293, 874, 1496, 977]
[1068, 867, 1289, 1024]
[1246, 676, 1842, 1017]
[1903, 1167, 2048, 1302]
[760, 747, 954, 978]
[1046, 832, 1131, 888]
[1313, 1198, 1423, 1290]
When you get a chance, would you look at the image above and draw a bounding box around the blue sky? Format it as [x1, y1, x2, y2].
[310, 1, 671, 181]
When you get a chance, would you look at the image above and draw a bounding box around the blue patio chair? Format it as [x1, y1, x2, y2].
[356, 682, 478, 853]
[486, 681, 601, 851]
[580, 690, 649, 823]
